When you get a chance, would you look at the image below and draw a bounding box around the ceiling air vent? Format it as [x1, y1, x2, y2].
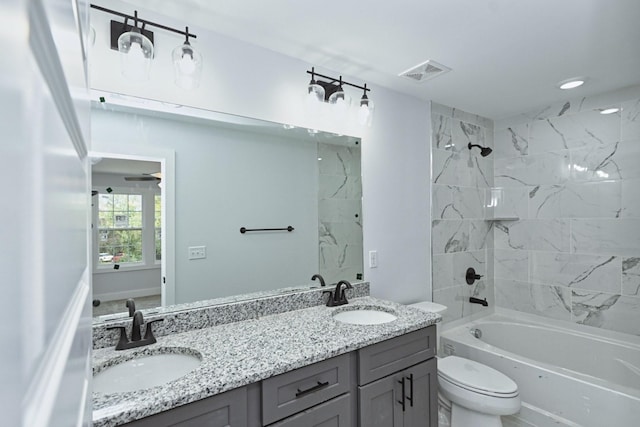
[398, 59, 451, 83]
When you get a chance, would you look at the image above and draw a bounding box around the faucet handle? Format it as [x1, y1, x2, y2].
[143, 319, 164, 342]
[323, 290, 336, 307]
[107, 326, 128, 350]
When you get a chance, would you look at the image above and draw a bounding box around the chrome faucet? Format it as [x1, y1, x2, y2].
[324, 280, 353, 306]
[107, 310, 163, 351]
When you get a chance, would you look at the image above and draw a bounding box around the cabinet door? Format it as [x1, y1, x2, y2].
[124, 386, 248, 426]
[268, 394, 351, 427]
[358, 372, 403, 427]
[401, 359, 437, 427]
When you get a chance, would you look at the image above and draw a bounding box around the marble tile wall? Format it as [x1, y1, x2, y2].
[318, 141, 364, 284]
[431, 103, 495, 323]
[493, 95, 640, 336]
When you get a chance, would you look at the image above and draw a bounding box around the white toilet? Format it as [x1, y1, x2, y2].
[408, 302, 521, 427]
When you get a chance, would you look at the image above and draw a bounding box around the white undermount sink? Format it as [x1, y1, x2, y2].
[332, 306, 398, 325]
[93, 350, 202, 394]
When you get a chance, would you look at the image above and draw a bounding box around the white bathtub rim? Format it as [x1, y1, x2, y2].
[441, 311, 640, 402]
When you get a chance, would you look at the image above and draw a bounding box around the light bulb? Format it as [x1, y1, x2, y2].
[358, 104, 370, 124]
[179, 54, 196, 74]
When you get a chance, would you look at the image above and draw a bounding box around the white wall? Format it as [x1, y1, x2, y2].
[1, 0, 92, 425]
[89, 0, 431, 303]
[92, 110, 320, 303]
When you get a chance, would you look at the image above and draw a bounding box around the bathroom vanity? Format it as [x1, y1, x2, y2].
[92, 292, 440, 427]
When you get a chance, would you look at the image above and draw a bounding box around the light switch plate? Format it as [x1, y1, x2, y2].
[369, 250, 378, 268]
[188, 246, 206, 260]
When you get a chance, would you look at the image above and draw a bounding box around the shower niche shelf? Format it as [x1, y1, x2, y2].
[485, 217, 519, 221]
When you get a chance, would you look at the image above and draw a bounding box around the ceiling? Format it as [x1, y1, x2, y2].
[91, 158, 160, 175]
[122, 0, 640, 119]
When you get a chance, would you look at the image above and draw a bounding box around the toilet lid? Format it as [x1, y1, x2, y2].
[408, 301, 447, 314]
[438, 356, 518, 396]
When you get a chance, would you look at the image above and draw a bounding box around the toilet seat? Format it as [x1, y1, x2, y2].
[438, 356, 518, 398]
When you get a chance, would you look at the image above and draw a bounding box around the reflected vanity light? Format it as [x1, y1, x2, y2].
[90, 4, 201, 88]
[305, 67, 374, 126]
[599, 107, 621, 115]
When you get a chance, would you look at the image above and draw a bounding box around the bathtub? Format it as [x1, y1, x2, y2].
[440, 309, 640, 427]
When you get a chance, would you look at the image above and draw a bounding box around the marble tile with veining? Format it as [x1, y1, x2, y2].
[432, 113, 453, 150]
[469, 220, 493, 251]
[494, 124, 529, 159]
[317, 143, 361, 176]
[494, 219, 570, 252]
[432, 185, 456, 219]
[452, 119, 488, 150]
[571, 290, 640, 336]
[432, 149, 473, 187]
[622, 258, 640, 296]
[433, 284, 492, 323]
[432, 253, 455, 291]
[432, 220, 469, 254]
[318, 199, 361, 223]
[495, 151, 570, 187]
[529, 182, 622, 219]
[451, 186, 486, 219]
[570, 140, 640, 182]
[621, 178, 640, 218]
[529, 110, 620, 154]
[469, 155, 493, 188]
[530, 252, 621, 293]
[494, 249, 529, 282]
[319, 175, 362, 199]
[571, 219, 640, 256]
[621, 98, 640, 142]
[495, 279, 571, 321]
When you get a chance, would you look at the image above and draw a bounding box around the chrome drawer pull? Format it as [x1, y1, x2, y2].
[296, 381, 330, 398]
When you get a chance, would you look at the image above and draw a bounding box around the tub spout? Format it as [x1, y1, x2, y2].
[469, 296, 488, 306]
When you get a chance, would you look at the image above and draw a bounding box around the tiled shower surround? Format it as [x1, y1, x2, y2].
[493, 94, 640, 336]
[431, 103, 495, 323]
[432, 90, 640, 336]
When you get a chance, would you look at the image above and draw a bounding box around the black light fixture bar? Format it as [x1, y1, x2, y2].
[306, 69, 370, 93]
[90, 4, 197, 39]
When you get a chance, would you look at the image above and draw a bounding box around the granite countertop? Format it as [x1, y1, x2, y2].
[92, 296, 441, 427]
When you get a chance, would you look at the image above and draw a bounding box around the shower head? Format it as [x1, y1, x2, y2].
[468, 143, 493, 157]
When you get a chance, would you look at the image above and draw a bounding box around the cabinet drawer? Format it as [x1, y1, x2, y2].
[262, 354, 351, 425]
[358, 326, 435, 385]
[268, 393, 351, 427]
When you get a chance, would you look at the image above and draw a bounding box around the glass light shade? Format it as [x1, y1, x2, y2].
[172, 42, 203, 90]
[307, 83, 325, 104]
[328, 89, 351, 118]
[118, 30, 153, 81]
[358, 98, 375, 126]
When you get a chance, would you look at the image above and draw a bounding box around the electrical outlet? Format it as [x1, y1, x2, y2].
[188, 246, 206, 260]
[369, 250, 378, 268]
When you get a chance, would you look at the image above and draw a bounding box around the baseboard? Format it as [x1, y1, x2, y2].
[94, 287, 160, 302]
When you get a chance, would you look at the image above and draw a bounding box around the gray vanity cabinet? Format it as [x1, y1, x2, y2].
[357, 327, 437, 427]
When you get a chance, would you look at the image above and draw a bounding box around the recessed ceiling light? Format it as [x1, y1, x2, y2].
[558, 78, 585, 90]
[600, 107, 620, 115]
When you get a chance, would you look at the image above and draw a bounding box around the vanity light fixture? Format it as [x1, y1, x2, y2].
[90, 4, 200, 88]
[305, 68, 374, 126]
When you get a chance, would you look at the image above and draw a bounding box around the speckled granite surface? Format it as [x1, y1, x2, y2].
[93, 296, 440, 427]
[93, 282, 369, 350]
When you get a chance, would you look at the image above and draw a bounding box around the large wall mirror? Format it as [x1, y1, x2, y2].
[90, 92, 363, 319]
